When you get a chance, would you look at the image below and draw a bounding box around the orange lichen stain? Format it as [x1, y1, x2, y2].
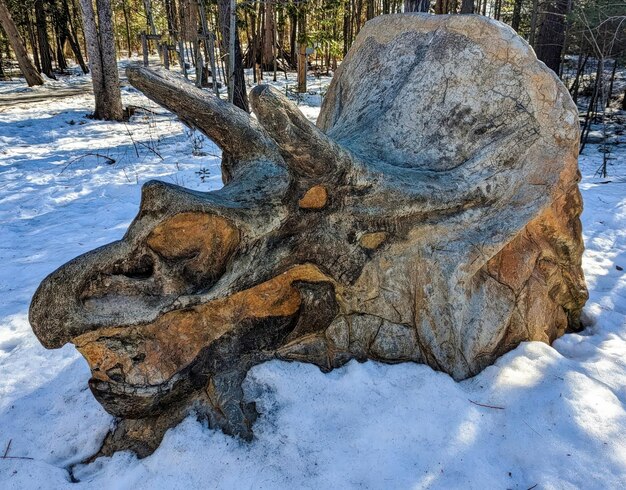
[147, 212, 239, 280]
[359, 232, 388, 250]
[74, 264, 334, 387]
[298, 185, 328, 209]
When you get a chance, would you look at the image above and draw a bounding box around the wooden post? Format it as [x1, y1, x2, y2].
[297, 43, 307, 93]
[141, 32, 148, 66]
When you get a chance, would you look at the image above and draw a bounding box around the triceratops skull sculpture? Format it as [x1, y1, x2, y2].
[30, 14, 587, 457]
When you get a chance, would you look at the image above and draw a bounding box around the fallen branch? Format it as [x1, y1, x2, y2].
[2, 439, 11, 458]
[136, 139, 163, 160]
[126, 104, 161, 116]
[124, 123, 140, 158]
[60, 153, 116, 174]
[1, 439, 34, 460]
[468, 399, 505, 410]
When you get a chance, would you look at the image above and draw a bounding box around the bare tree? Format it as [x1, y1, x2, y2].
[34, 0, 55, 79]
[511, 0, 523, 31]
[297, 3, 306, 93]
[78, 0, 124, 120]
[404, 0, 430, 12]
[460, 0, 474, 14]
[143, 0, 157, 35]
[217, 0, 248, 111]
[0, 0, 44, 86]
[535, 0, 570, 73]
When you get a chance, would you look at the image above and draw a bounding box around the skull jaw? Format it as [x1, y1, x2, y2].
[88, 372, 195, 419]
[79, 298, 338, 461]
[71, 264, 339, 422]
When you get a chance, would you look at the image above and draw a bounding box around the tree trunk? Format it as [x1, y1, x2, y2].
[0, 0, 44, 85]
[297, 6, 306, 93]
[290, 8, 297, 66]
[529, 0, 538, 46]
[342, 0, 350, 56]
[56, 34, 68, 71]
[580, 59, 603, 154]
[79, 0, 124, 120]
[143, 0, 157, 35]
[52, 0, 77, 72]
[511, 0, 523, 31]
[366, 0, 375, 20]
[404, 0, 430, 12]
[61, 0, 89, 73]
[217, 0, 248, 112]
[535, 0, 569, 74]
[35, 0, 55, 79]
[262, 0, 275, 69]
[227, 0, 236, 99]
[570, 53, 588, 104]
[0, 43, 5, 80]
[26, 11, 42, 73]
[165, 0, 178, 36]
[198, 0, 219, 96]
[607, 59, 617, 108]
[121, 0, 132, 57]
[355, 0, 363, 34]
[460, 0, 473, 13]
[217, 0, 248, 183]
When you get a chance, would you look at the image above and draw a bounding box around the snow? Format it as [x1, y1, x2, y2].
[1, 68, 626, 489]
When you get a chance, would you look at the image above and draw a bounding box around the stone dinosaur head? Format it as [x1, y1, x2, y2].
[29, 14, 586, 456]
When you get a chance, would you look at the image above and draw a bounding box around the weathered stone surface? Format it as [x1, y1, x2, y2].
[29, 13, 587, 458]
[298, 185, 328, 209]
[359, 232, 388, 250]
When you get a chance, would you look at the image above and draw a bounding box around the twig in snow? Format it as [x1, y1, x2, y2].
[136, 139, 163, 160]
[60, 153, 116, 174]
[127, 104, 160, 116]
[527, 484, 538, 490]
[124, 123, 140, 158]
[522, 419, 543, 438]
[3, 439, 11, 458]
[1, 439, 33, 461]
[468, 399, 505, 410]
[124, 122, 163, 160]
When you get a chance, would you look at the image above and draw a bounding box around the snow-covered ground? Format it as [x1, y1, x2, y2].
[1, 69, 625, 489]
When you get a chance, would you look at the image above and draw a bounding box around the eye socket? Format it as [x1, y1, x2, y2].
[146, 212, 240, 287]
[121, 255, 154, 280]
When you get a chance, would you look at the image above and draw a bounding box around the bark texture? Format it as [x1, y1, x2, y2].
[34, 0, 55, 79]
[404, 0, 431, 12]
[460, 0, 474, 14]
[30, 14, 587, 459]
[217, 0, 248, 112]
[78, 0, 124, 120]
[0, 0, 44, 86]
[535, 0, 569, 74]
